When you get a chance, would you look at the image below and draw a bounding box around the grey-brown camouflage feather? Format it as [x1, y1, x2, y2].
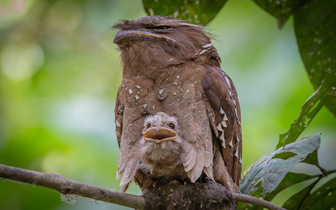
[113, 15, 242, 193]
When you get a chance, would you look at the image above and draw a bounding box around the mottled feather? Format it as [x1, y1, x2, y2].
[113, 15, 242, 193]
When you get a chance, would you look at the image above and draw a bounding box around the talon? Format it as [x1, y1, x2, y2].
[169, 180, 181, 186]
[153, 181, 158, 188]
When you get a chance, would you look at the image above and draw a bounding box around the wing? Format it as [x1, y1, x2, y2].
[202, 66, 242, 187]
[119, 145, 141, 192]
[115, 86, 123, 147]
[114, 82, 149, 191]
[114, 84, 143, 181]
[114, 86, 126, 179]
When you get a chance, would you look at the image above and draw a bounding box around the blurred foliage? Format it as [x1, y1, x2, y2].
[283, 176, 336, 209]
[294, 0, 336, 117]
[252, 0, 336, 116]
[142, 0, 227, 25]
[252, 0, 300, 28]
[0, 0, 336, 210]
[277, 71, 336, 149]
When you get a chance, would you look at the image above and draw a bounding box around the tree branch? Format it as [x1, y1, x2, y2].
[232, 193, 285, 210]
[0, 164, 146, 209]
[0, 164, 284, 210]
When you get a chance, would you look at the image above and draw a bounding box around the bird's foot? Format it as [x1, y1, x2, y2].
[152, 181, 158, 188]
[169, 180, 181, 186]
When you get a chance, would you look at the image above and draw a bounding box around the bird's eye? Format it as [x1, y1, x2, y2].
[152, 26, 172, 30]
[146, 123, 151, 128]
[168, 123, 175, 129]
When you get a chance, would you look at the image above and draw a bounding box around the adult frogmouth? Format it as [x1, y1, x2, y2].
[113, 15, 242, 193]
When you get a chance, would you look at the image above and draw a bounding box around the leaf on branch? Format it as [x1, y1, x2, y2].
[302, 149, 319, 167]
[253, 0, 336, 116]
[282, 179, 318, 209]
[272, 152, 296, 160]
[240, 134, 321, 198]
[304, 176, 336, 209]
[142, 0, 227, 25]
[294, 0, 336, 116]
[283, 176, 336, 209]
[277, 71, 336, 149]
[238, 172, 316, 210]
[263, 172, 316, 202]
[252, 0, 300, 28]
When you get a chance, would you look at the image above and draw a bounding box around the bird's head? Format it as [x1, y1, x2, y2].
[113, 16, 220, 74]
[142, 112, 179, 144]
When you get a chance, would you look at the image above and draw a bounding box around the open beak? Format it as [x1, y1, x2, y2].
[143, 127, 177, 144]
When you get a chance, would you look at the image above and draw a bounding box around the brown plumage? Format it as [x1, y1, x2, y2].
[113, 16, 242, 193]
[120, 112, 202, 192]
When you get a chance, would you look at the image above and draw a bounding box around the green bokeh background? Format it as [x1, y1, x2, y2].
[0, 0, 335, 209]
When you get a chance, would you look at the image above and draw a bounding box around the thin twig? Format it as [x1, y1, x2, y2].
[0, 164, 285, 210]
[232, 193, 285, 210]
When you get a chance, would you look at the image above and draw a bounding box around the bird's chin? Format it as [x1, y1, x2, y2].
[144, 138, 176, 144]
[143, 128, 177, 144]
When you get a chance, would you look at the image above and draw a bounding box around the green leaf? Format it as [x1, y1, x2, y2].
[264, 172, 316, 202]
[142, 0, 227, 25]
[253, 0, 336, 116]
[294, 0, 336, 116]
[302, 150, 319, 167]
[282, 179, 318, 209]
[240, 134, 321, 197]
[272, 152, 296, 160]
[283, 177, 336, 209]
[252, 0, 299, 28]
[277, 71, 336, 149]
[239, 173, 316, 210]
[308, 177, 336, 209]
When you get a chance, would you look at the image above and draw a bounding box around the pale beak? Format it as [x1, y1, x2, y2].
[113, 29, 177, 46]
[143, 127, 177, 144]
[113, 30, 163, 44]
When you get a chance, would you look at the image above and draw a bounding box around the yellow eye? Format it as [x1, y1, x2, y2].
[168, 123, 175, 129]
[146, 123, 151, 128]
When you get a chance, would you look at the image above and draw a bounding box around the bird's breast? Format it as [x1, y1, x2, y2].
[140, 142, 188, 179]
[119, 63, 212, 144]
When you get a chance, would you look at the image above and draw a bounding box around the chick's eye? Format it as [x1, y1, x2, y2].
[153, 26, 172, 30]
[168, 123, 175, 129]
[146, 123, 151, 128]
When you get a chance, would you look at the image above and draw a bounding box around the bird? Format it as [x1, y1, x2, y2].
[119, 112, 200, 192]
[113, 15, 242, 193]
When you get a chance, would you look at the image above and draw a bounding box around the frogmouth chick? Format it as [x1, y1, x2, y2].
[119, 112, 205, 192]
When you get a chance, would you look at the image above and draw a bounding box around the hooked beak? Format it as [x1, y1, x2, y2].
[113, 30, 177, 46]
[143, 127, 177, 144]
[113, 30, 163, 44]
